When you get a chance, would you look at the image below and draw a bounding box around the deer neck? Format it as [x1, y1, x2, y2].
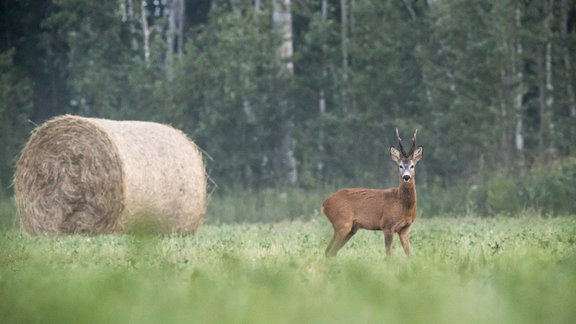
[398, 179, 417, 209]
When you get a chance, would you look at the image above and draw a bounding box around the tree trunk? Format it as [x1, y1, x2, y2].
[273, 0, 298, 186]
[277, 119, 298, 185]
[560, 0, 576, 118]
[498, 5, 526, 167]
[538, 0, 556, 156]
[166, 1, 175, 78]
[512, 7, 525, 165]
[122, 0, 139, 52]
[273, 0, 294, 76]
[402, 0, 417, 20]
[317, 0, 328, 177]
[340, 0, 349, 113]
[499, 72, 511, 166]
[165, 0, 184, 80]
[140, 2, 150, 65]
[177, 0, 184, 58]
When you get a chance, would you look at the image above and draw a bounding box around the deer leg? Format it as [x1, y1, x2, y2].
[325, 232, 339, 256]
[384, 230, 394, 256]
[325, 225, 357, 257]
[399, 225, 412, 256]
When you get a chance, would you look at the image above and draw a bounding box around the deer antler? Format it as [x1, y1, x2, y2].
[396, 128, 408, 157]
[408, 129, 418, 157]
[396, 128, 418, 157]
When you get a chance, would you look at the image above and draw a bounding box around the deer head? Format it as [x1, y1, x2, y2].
[390, 128, 423, 183]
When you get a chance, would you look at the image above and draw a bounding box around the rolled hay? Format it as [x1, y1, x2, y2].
[14, 115, 207, 235]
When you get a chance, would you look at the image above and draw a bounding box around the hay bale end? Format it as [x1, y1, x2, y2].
[14, 115, 207, 235]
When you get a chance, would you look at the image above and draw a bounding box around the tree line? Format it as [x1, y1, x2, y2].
[1, 0, 575, 201]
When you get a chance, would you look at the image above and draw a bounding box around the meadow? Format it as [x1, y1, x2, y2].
[1, 196, 576, 324]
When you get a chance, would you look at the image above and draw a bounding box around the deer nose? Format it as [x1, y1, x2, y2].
[403, 174, 411, 182]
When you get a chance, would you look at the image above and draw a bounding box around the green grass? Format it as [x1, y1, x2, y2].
[1, 215, 575, 324]
[0, 198, 17, 230]
[205, 187, 333, 223]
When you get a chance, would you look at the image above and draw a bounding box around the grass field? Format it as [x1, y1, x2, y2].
[1, 211, 575, 324]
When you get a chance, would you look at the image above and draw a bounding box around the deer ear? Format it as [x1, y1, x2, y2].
[390, 147, 402, 163]
[412, 146, 423, 162]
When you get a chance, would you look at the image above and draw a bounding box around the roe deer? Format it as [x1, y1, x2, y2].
[322, 129, 423, 257]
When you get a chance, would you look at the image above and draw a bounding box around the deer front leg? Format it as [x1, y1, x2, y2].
[384, 230, 394, 256]
[399, 225, 412, 256]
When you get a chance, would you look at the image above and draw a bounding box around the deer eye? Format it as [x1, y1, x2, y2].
[399, 165, 404, 169]
[410, 165, 414, 169]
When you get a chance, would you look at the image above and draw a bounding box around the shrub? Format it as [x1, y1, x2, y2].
[485, 158, 576, 216]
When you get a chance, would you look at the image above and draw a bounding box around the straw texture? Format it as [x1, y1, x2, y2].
[14, 115, 207, 235]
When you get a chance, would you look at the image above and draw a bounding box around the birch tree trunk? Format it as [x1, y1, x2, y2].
[140, 2, 151, 65]
[499, 74, 511, 165]
[177, 0, 184, 59]
[317, 0, 328, 177]
[512, 7, 525, 165]
[273, 0, 298, 185]
[340, 0, 349, 113]
[498, 5, 526, 166]
[538, 0, 556, 155]
[166, 1, 175, 77]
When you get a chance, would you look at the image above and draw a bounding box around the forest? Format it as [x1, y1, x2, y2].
[1, 0, 575, 216]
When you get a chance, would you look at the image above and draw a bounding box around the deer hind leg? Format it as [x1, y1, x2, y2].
[398, 225, 412, 256]
[325, 224, 358, 257]
[325, 233, 339, 256]
[384, 229, 394, 256]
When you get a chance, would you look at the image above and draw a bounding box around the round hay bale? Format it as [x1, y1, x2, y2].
[14, 115, 207, 235]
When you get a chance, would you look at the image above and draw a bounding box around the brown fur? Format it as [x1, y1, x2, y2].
[322, 130, 423, 257]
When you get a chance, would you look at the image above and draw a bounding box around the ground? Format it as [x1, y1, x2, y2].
[1, 216, 575, 323]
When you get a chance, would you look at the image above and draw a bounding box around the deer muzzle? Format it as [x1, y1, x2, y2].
[402, 173, 411, 182]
